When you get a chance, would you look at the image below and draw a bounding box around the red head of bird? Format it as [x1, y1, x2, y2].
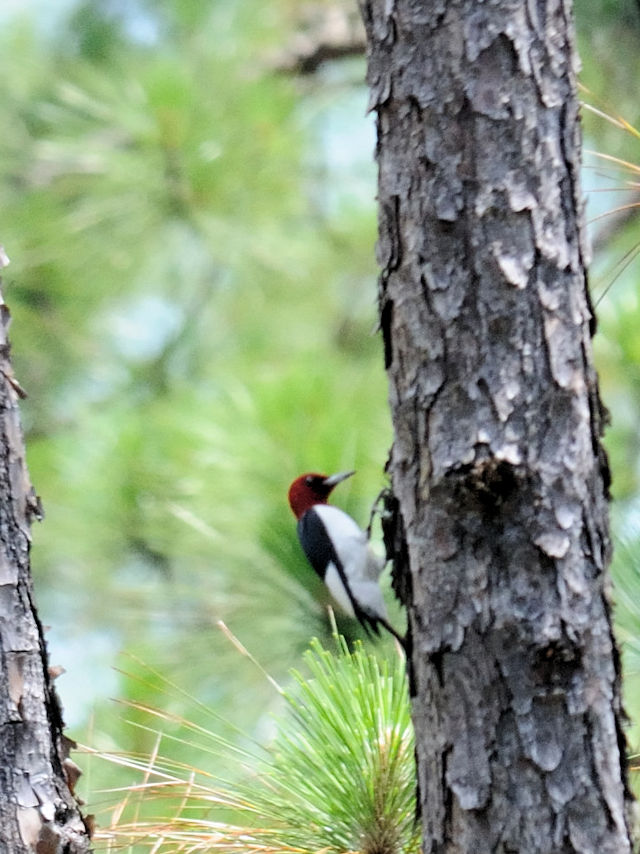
[288, 470, 355, 519]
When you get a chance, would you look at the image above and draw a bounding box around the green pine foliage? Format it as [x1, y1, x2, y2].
[253, 637, 418, 854]
[0, 0, 393, 756]
[93, 636, 418, 854]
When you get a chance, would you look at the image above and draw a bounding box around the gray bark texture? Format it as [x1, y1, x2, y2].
[359, 1, 634, 852]
[0, 283, 89, 852]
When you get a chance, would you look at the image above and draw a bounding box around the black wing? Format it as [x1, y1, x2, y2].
[297, 508, 380, 636]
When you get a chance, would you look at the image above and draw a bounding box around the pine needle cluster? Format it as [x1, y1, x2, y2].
[92, 635, 419, 854]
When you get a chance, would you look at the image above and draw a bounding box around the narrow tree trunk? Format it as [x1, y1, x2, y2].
[0, 277, 89, 852]
[360, 2, 634, 851]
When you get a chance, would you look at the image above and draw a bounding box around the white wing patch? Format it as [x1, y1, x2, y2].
[314, 504, 387, 620]
[324, 563, 356, 617]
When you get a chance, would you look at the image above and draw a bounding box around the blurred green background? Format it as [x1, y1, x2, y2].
[0, 0, 639, 826]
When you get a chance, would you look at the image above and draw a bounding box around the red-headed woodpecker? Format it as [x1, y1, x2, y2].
[288, 470, 404, 645]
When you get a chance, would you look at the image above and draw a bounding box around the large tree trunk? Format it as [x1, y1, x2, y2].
[0, 276, 89, 852]
[359, 1, 634, 851]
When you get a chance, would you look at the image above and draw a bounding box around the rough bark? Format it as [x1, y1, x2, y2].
[0, 277, 89, 852]
[360, 1, 634, 852]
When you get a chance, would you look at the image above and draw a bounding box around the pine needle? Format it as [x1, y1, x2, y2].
[91, 636, 418, 854]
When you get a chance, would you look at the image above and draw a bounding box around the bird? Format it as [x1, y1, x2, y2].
[288, 470, 405, 646]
